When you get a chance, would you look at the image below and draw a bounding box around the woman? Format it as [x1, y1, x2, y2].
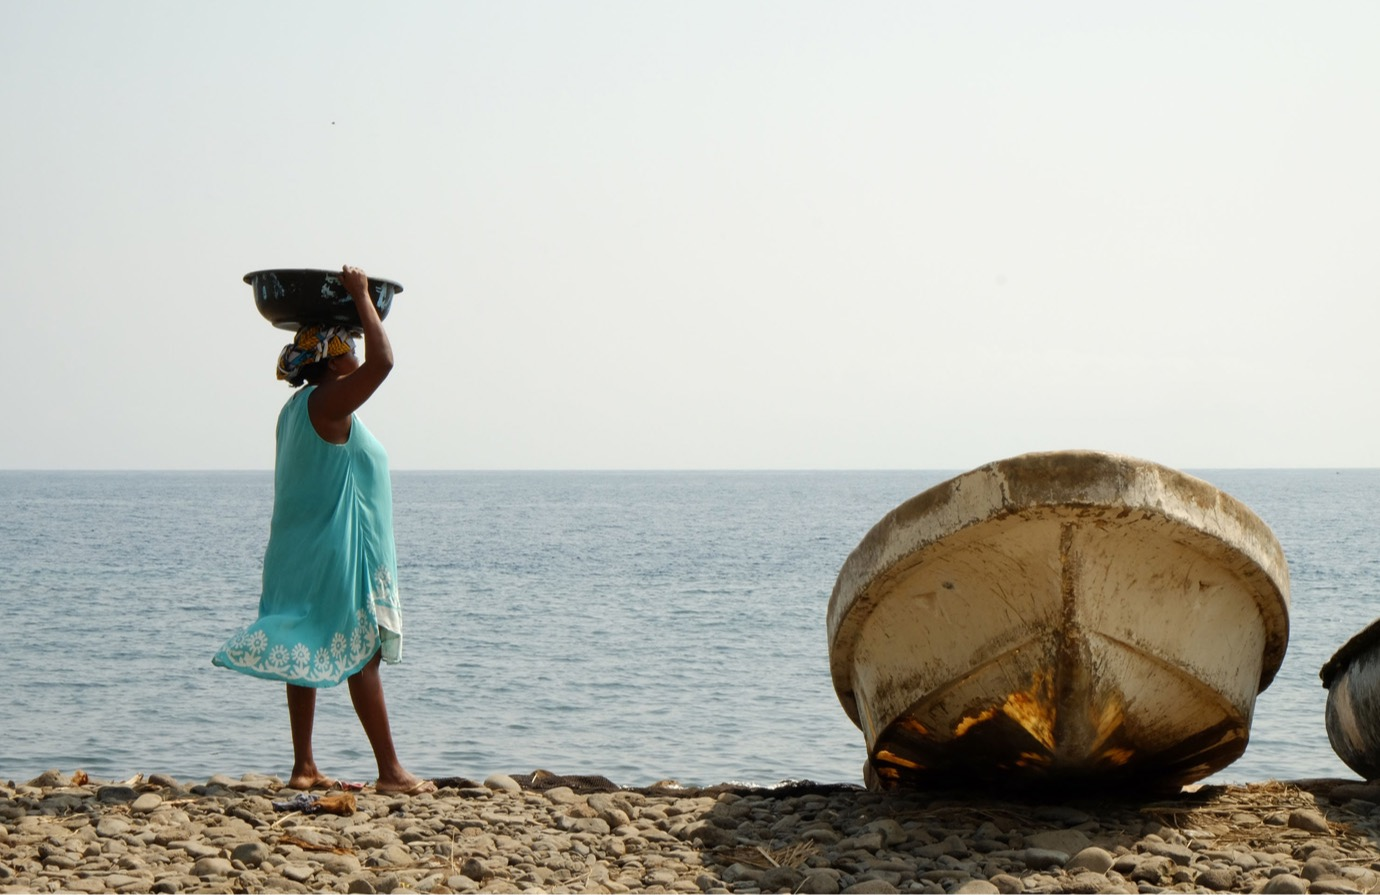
[214, 265, 434, 795]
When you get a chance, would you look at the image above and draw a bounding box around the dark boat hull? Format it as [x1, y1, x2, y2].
[1323, 618, 1380, 780]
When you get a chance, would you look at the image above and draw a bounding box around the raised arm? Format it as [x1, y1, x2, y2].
[308, 265, 395, 443]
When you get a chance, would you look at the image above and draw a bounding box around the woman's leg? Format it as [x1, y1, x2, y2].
[285, 683, 333, 789]
[348, 651, 429, 792]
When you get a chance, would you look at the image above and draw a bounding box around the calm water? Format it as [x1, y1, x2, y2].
[0, 469, 1375, 788]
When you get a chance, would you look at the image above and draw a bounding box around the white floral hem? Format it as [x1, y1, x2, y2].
[215, 566, 401, 685]
[373, 565, 403, 664]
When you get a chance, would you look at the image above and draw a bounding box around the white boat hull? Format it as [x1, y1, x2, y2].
[828, 451, 1290, 791]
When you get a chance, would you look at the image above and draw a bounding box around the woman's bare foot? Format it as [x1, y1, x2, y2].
[375, 773, 436, 795]
[287, 768, 337, 791]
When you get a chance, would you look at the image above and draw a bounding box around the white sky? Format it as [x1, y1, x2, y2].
[3, 1, 1378, 470]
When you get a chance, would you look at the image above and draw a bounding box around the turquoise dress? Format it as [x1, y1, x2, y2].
[214, 386, 402, 687]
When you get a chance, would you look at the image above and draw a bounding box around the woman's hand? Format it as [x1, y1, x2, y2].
[339, 264, 385, 332]
[307, 264, 396, 442]
[340, 265, 370, 302]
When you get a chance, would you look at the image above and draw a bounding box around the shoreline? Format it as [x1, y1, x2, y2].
[5, 771, 1380, 894]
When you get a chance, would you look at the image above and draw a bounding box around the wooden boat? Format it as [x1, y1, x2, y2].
[827, 451, 1290, 792]
[1321, 619, 1380, 780]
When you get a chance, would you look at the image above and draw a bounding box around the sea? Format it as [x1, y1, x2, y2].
[1, 469, 1376, 790]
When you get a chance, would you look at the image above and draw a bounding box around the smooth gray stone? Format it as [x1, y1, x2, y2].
[952, 881, 999, 894]
[1025, 829, 1091, 855]
[1196, 867, 1239, 891]
[231, 841, 270, 867]
[684, 822, 735, 848]
[26, 770, 66, 788]
[191, 856, 233, 878]
[842, 831, 886, 852]
[39, 794, 85, 815]
[863, 818, 907, 846]
[798, 868, 843, 895]
[841, 881, 899, 894]
[1310, 880, 1363, 895]
[104, 873, 144, 889]
[281, 863, 317, 883]
[1143, 840, 1195, 866]
[1066, 846, 1115, 874]
[760, 866, 805, 891]
[369, 843, 412, 867]
[989, 874, 1024, 894]
[1130, 855, 1174, 883]
[1288, 809, 1331, 833]
[542, 786, 580, 804]
[721, 862, 764, 884]
[483, 774, 521, 793]
[1020, 848, 1070, 870]
[1262, 875, 1309, 895]
[96, 786, 138, 804]
[1304, 856, 1345, 881]
[354, 828, 398, 849]
[319, 853, 362, 875]
[96, 817, 132, 838]
[1065, 871, 1119, 894]
[588, 793, 632, 827]
[460, 857, 487, 881]
[42, 852, 81, 870]
[171, 840, 220, 860]
[557, 815, 611, 835]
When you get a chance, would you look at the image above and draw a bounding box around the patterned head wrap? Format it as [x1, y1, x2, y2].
[276, 325, 356, 384]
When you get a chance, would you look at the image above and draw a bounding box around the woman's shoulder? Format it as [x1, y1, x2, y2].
[285, 385, 315, 408]
[276, 385, 315, 429]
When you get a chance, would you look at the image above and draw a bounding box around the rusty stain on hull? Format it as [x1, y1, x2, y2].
[828, 451, 1290, 792]
[954, 669, 1056, 747]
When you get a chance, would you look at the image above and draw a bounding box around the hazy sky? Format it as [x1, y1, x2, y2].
[4, 1, 1378, 470]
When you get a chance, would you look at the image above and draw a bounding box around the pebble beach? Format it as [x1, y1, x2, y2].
[7, 771, 1380, 894]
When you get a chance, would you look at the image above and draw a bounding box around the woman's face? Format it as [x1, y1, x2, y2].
[328, 350, 360, 376]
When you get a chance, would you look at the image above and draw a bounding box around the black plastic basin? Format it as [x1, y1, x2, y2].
[245, 268, 403, 332]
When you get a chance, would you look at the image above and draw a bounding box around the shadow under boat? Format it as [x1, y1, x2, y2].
[827, 450, 1291, 793]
